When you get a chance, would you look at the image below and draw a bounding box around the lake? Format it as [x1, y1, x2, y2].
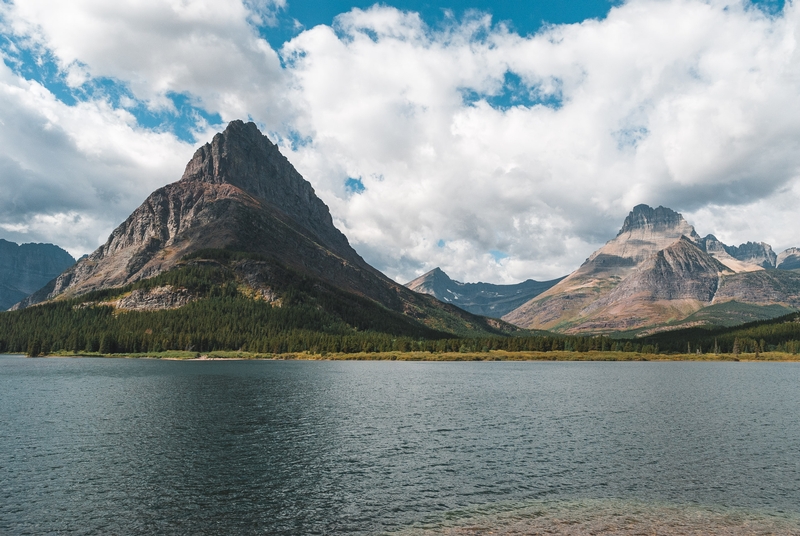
[1, 356, 799, 534]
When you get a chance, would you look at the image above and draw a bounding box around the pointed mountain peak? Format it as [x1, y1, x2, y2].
[179, 120, 344, 247]
[429, 267, 451, 280]
[406, 267, 453, 288]
[181, 120, 277, 191]
[617, 204, 693, 236]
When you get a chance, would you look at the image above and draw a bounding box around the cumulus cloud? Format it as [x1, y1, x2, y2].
[0, 60, 193, 256]
[1, 0, 800, 285]
[280, 1, 800, 283]
[1, 0, 289, 122]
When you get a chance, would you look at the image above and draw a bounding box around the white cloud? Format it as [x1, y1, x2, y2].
[0, 59, 193, 257]
[1, 0, 289, 122]
[1, 0, 800, 285]
[280, 1, 800, 283]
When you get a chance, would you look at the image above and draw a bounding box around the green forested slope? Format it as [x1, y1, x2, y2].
[638, 312, 800, 354]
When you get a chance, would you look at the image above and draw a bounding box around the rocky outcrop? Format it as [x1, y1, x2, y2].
[503, 205, 702, 331]
[113, 286, 195, 311]
[0, 239, 74, 310]
[405, 267, 564, 318]
[617, 204, 700, 241]
[564, 238, 731, 333]
[699, 235, 782, 272]
[724, 241, 776, 269]
[714, 270, 800, 306]
[595, 238, 728, 304]
[594, 204, 700, 266]
[15, 121, 386, 307]
[700, 235, 758, 273]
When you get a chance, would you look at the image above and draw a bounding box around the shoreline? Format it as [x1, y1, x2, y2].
[12, 350, 800, 362]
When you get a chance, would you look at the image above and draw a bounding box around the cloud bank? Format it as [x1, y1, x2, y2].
[1, 0, 799, 283]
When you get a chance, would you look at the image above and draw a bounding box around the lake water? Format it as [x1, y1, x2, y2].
[2, 356, 800, 535]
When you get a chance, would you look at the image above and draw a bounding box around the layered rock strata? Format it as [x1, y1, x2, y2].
[504, 205, 800, 333]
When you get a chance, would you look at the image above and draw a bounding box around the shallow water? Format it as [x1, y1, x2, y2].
[1, 356, 799, 534]
[394, 498, 800, 535]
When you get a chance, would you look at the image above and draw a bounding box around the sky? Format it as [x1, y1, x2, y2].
[0, 0, 798, 285]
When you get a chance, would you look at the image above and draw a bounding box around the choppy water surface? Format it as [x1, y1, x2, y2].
[1, 357, 800, 535]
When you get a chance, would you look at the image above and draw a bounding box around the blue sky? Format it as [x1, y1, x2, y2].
[3, 0, 628, 143]
[264, 0, 621, 46]
[0, 0, 799, 284]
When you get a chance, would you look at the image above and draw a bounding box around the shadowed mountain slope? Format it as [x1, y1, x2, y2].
[0, 239, 74, 310]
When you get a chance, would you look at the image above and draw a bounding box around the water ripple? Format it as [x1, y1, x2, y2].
[1, 357, 799, 534]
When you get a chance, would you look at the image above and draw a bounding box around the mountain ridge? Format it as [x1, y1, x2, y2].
[503, 205, 800, 334]
[405, 267, 564, 318]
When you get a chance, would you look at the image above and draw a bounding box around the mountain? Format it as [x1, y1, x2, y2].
[503, 205, 800, 334]
[778, 248, 800, 271]
[0, 239, 74, 310]
[405, 267, 564, 318]
[12, 120, 514, 338]
[700, 235, 777, 271]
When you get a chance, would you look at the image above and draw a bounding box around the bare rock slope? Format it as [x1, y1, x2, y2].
[503, 205, 800, 334]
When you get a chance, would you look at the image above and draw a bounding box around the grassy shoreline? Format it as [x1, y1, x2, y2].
[20, 349, 800, 361]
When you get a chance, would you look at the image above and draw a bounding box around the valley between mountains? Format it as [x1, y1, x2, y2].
[1, 120, 799, 357]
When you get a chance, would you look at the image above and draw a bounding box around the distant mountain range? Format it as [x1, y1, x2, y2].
[0, 240, 74, 310]
[11, 120, 516, 339]
[502, 204, 800, 334]
[406, 268, 564, 318]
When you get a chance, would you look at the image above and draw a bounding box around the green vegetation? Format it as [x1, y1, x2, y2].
[670, 301, 795, 328]
[0, 261, 451, 356]
[0, 259, 648, 358]
[31, 350, 800, 362]
[3, 254, 800, 360]
[639, 312, 800, 355]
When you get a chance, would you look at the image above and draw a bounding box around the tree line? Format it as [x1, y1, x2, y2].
[1, 258, 798, 357]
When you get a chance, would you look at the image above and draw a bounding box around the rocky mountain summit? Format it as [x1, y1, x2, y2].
[503, 204, 800, 334]
[15, 121, 513, 337]
[405, 267, 564, 318]
[0, 239, 74, 310]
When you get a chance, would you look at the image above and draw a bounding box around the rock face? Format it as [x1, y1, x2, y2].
[405, 267, 564, 318]
[503, 205, 703, 331]
[15, 121, 513, 336]
[777, 247, 800, 271]
[114, 286, 195, 311]
[503, 204, 800, 333]
[0, 239, 74, 310]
